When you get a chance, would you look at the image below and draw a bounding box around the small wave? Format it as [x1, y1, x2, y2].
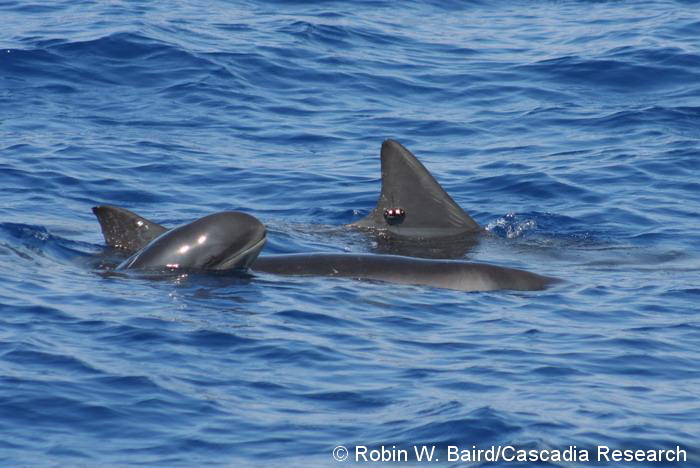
[485, 212, 608, 255]
[521, 50, 700, 93]
[0, 222, 96, 265]
[486, 213, 537, 239]
[2, 32, 222, 91]
[471, 172, 594, 201]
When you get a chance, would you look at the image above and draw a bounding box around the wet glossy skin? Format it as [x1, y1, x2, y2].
[252, 253, 557, 292]
[95, 207, 557, 291]
[117, 212, 266, 271]
[350, 140, 482, 240]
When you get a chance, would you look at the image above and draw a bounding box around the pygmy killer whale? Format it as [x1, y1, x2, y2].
[91, 139, 556, 291]
[252, 253, 554, 291]
[93, 206, 554, 291]
[110, 211, 266, 272]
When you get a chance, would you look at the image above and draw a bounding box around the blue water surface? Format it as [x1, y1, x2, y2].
[1, 0, 699, 466]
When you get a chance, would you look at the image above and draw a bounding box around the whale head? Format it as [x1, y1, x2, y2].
[116, 211, 266, 271]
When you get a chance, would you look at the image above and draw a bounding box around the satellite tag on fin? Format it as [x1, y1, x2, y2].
[351, 140, 481, 240]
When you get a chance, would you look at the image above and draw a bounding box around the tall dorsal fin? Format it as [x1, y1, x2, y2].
[92, 205, 168, 254]
[351, 140, 480, 239]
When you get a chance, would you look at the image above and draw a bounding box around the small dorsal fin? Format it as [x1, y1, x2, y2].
[92, 205, 168, 254]
[351, 140, 480, 239]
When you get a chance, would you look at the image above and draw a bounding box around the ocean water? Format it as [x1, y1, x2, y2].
[1, 0, 699, 466]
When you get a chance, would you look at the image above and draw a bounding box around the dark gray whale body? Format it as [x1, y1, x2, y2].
[252, 254, 553, 292]
[92, 140, 557, 292]
[94, 208, 554, 291]
[351, 139, 481, 241]
[115, 211, 266, 272]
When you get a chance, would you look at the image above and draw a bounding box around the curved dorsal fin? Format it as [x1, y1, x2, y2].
[351, 140, 480, 239]
[92, 205, 168, 254]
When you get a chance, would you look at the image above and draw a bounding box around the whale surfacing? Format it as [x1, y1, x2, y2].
[114, 211, 266, 272]
[91, 139, 558, 292]
[252, 253, 556, 292]
[92, 206, 557, 292]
